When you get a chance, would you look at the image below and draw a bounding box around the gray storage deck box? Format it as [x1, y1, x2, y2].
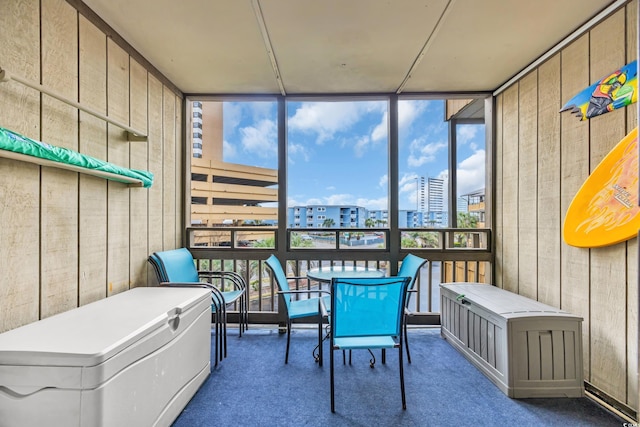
[0, 287, 212, 427]
[440, 283, 584, 398]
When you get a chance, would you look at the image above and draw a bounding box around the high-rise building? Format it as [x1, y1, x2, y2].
[192, 102, 203, 158]
[190, 101, 277, 226]
[416, 177, 446, 227]
[426, 177, 444, 212]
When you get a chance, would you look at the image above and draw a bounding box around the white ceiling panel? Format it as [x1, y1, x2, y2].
[80, 0, 619, 95]
[259, 0, 451, 94]
[402, 0, 616, 92]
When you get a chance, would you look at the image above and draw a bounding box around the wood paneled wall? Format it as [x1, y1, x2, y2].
[0, 0, 184, 332]
[494, 1, 638, 413]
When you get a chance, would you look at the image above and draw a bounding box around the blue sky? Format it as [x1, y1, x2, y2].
[222, 100, 485, 211]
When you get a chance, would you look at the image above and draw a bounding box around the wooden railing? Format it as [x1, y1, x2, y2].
[186, 227, 492, 326]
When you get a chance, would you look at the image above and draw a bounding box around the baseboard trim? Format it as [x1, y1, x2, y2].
[585, 382, 636, 424]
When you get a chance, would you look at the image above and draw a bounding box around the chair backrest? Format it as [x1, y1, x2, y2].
[148, 253, 165, 282]
[331, 276, 411, 339]
[397, 253, 427, 290]
[152, 248, 200, 283]
[264, 255, 291, 312]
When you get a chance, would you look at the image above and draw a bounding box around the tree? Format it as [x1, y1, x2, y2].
[457, 212, 478, 229]
[455, 212, 479, 247]
[253, 236, 275, 248]
[375, 219, 387, 227]
[416, 232, 439, 248]
[401, 235, 419, 248]
[322, 218, 335, 228]
[253, 235, 313, 249]
[365, 218, 375, 228]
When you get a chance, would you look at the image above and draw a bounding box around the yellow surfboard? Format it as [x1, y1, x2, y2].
[563, 127, 638, 248]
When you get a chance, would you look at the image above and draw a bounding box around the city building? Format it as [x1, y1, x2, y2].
[287, 206, 451, 229]
[415, 176, 447, 227]
[460, 188, 485, 227]
[190, 101, 278, 227]
[288, 205, 366, 228]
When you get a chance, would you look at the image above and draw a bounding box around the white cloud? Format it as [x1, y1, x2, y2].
[249, 102, 274, 120]
[223, 139, 236, 158]
[457, 124, 478, 145]
[398, 100, 427, 132]
[288, 101, 385, 144]
[293, 193, 387, 211]
[369, 101, 428, 143]
[353, 135, 371, 157]
[432, 149, 485, 199]
[222, 102, 242, 130]
[371, 113, 387, 142]
[355, 196, 388, 210]
[399, 173, 419, 193]
[399, 173, 420, 209]
[288, 142, 310, 163]
[324, 193, 356, 205]
[240, 119, 277, 158]
[407, 138, 447, 167]
[456, 149, 485, 196]
[305, 197, 324, 205]
[378, 174, 388, 188]
[288, 103, 360, 143]
[288, 196, 309, 207]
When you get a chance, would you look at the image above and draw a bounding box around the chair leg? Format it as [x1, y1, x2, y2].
[238, 298, 243, 338]
[399, 345, 407, 410]
[216, 310, 223, 362]
[212, 312, 219, 367]
[238, 295, 245, 338]
[222, 305, 228, 359]
[404, 319, 412, 364]
[244, 292, 249, 332]
[285, 319, 292, 364]
[318, 312, 323, 367]
[330, 342, 335, 412]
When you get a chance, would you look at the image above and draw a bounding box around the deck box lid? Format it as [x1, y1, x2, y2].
[0, 287, 211, 368]
[440, 283, 582, 320]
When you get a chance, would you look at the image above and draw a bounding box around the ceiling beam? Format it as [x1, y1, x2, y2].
[252, 0, 287, 96]
[396, 0, 455, 94]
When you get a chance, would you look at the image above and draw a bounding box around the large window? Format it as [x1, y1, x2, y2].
[286, 99, 389, 229]
[187, 96, 486, 250]
[397, 98, 486, 249]
[188, 99, 278, 248]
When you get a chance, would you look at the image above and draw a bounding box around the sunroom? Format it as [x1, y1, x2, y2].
[0, 0, 637, 425]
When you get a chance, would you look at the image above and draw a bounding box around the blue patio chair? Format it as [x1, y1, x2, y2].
[150, 252, 226, 366]
[148, 248, 248, 364]
[329, 276, 411, 412]
[265, 255, 329, 366]
[396, 253, 428, 363]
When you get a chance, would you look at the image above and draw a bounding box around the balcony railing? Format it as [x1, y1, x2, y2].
[186, 226, 492, 326]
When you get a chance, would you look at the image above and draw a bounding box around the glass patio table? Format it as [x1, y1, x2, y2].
[307, 265, 386, 364]
[306, 265, 386, 283]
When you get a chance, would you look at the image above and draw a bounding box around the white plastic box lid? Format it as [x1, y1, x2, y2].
[0, 287, 211, 376]
[441, 282, 583, 320]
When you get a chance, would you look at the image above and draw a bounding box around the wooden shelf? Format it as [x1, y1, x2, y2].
[0, 149, 145, 187]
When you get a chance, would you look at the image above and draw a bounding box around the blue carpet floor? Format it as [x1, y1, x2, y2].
[173, 327, 626, 427]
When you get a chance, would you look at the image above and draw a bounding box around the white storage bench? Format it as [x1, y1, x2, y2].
[440, 283, 584, 398]
[0, 287, 212, 427]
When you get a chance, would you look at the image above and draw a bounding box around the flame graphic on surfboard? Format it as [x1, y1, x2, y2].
[560, 60, 637, 120]
[563, 127, 639, 248]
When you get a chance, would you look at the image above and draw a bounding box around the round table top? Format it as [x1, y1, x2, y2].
[306, 265, 385, 283]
